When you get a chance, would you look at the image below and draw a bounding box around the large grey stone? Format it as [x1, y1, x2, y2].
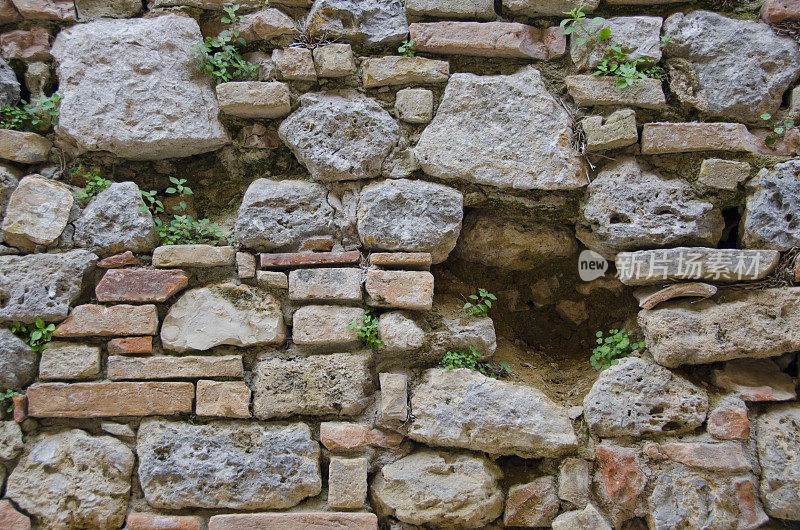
[357, 179, 463, 264]
[663, 11, 800, 122]
[0, 249, 97, 324]
[252, 352, 372, 419]
[371, 449, 504, 528]
[415, 66, 587, 190]
[571, 16, 662, 71]
[137, 419, 321, 509]
[161, 283, 286, 352]
[583, 357, 708, 438]
[306, 0, 408, 46]
[1, 175, 73, 250]
[0, 57, 19, 108]
[0, 329, 35, 390]
[577, 157, 724, 259]
[234, 178, 336, 252]
[639, 287, 800, 367]
[409, 368, 577, 458]
[742, 160, 800, 250]
[51, 14, 229, 159]
[6, 429, 134, 529]
[278, 90, 399, 181]
[73, 182, 157, 257]
[454, 210, 578, 270]
[756, 404, 800, 520]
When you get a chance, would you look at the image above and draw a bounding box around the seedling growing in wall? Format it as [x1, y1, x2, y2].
[73, 165, 113, 201]
[398, 39, 415, 57]
[11, 318, 55, 352]
[0, 94, 61, 132]
[590, 329, 645, 370]
[761, 113, 795, 147]
[440, 346, 511, 379]
[194, 4, 258, 84]
[464, 288, 497, 317]
[0, 390, 19, 413]
[140, 177, 224, 245]
[348, 306, 383, 350]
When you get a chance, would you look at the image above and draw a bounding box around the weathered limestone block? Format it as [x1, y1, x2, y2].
[395, 88, 433, 123]
[51, 15, 229, 159]
[429, 316, 497, 359]
[504, 477, 560, 527]
[638, 287, 800, 367]
[288, 267, 362, 302]
[272, 47, 316, 81]
[0, 129, 50, 163]
[742, 161, 800, 250]
[410, 368, 577, 457]
[647, 441, 750, 472]
[552, 504, 612, 530]
[372, 450, 503, 527]
[415, 66, 586, 190]
[357, 179, 462, 264]
[306, 0, 408, 46]
[756, 404, 800, 520]
[406, 0, 495, 19]
[328, 456, 368, 509]
[152, 244, 235, 267]
[616, 247, 780, 285]
[361, 56, 449, 88]
[566, 75, 665, 109]
[454, 210, 578, 269]
[95, 268, 189, 302]
[278, 91, 399, 181]
[365, 269, 434, 310]
[209, 513, 377, 529]
[571, 16, 662, 70]
[236, 251, 255, 278]
[370, 252, 432, 270]
[663, 10, 800, 122]
[379, 372, 407, 422]
[161, 283, 285, 352]
[214, 7, 297, 41]
[54, 304, 158, 337]
[39, 342, 100, 380]
[6, 429, 134, 529]
[257, 270, 288, 289]
[712, 358, 796, 401]
[313, 43, 355, 77]
[0, 27, 51, 62]
[577, 157, 724, 258]
[582, 109, 638, 151]
[0, 329, 35, 389]
[641, 122, 756, 154]
[107, 355, 243, 380]
[2, 175, 71, 249]
[0, 420, 22, 461]
[252, 352, 372, 418]
[74, 0, 141, 18]
[698, 159, 750, 190]
[137, 419, 321, 509]
[708, 395, 750, 440]
[505, 0, 597, 16]
[559, 458, 590, 508]
[196, 380, 251, 418]
[292, 305, 363, 348]
[0, 249, 96, 324]
[126, 513, 202, 530]
[378, 311, 424, 352]
[583, 357, 708, 437]
[216, 81, 290, 119]
[11, 0, 76, 19]
[409, 21, 565, 59]
[73, 182, 157, 256]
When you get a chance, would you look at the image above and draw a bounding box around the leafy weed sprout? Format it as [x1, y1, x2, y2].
[140, 177, 225, 245]
[398, 38, 415, 57]
[590, 329, 645, 370]
[11, 318, 56, 352]
[195, 4, 258, 84]
[464, 288, 497, 317]
[73, 165, 113, 201]
[761, 113, 795, 147]
[348, 306, 383, 351]
[0, 94, 62, 131]
[440, 346, 511, 379]
[1, 390, 19, 413]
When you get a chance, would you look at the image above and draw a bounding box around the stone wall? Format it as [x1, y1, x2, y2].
[0, 0, 797, 528]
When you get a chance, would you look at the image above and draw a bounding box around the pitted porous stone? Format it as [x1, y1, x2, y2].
[278, 90, 399, 181]
[51, 14, 229, 159]
[137, 419, 321, 510]
[756, 403, 800, 520]
[409, 368, 577, 458]
[378, 311, 425, 352]
[306, 0, 408, 46]
[583, 357, 708, 438]
[415, 66, 587, 190]
[742, 160, 800, 250]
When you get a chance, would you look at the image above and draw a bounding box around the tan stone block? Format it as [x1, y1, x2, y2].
[1, 175, 71, 249]
[54, 304, 159, 337]
[216, 81, 291, 119]
[566, 74, 665, 109]
[379, 372, 408, 422]
[0, 129, 51, 163]
[272, 47, 316, 81]
[395, 88, 433, 124]
[582, 108, 638, 151]
[698, 159, 750, 190]
[288, 267, 362, 302]
[292, 305, 363, 348]
[236, 251, 256, 278]
[39, 341, 100, 380]
[504, 477, 560, 527]
[152, 244, 235, 267]
[365, 269, 434, 310]
[361, 56, 449, 88]
[328, 456, 368, 509]
[107, 355, 243, 380]
[313, 43, 355, 78]
[406, 0, 495, 19]
[641, 122, 756, 154]
[256, 270, 288, 289]
[369, 252, 432, 270]
[126, 513, 202, 530]
[196, 380, 251, 418]
[208, 513, 378, 530]
[320, 421, 370, 451]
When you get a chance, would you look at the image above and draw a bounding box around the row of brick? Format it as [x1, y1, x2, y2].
[124, 512, 378, 530]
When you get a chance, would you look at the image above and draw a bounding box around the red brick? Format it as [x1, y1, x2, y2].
[12, 393, 26, 422]
[734, 478, 769, 528]
[126, 513, 202, 530]
[0, 27, 51, 61]
[97, 250, 141, 268]
[260, 251, 361, 269]
[54, 304, 159, 337]
[596, 445, 647, 507]
[95, 269, 189, 302]
[0, 500, 30, 530]
[107, 336, 153, 355]
[369, 252, 431, 270]
[26, 381, 194, 418]
[208, 513, 377, 530]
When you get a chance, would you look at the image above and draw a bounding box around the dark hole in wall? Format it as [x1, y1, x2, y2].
[719, 207, 742, 249]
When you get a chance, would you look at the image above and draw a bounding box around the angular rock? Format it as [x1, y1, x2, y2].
[583, 357, 708, 437]
[698, 158, 750, 190]
[97, 250, 140, 268]
[559, 458, 590, 507]
[39, 342, 100, 380]
[0, 329, 35, 390]
[306, 0, 408, 46]
[415, 66, 586, 190]
[152, 244, 235, 267]
[409, 21, 565, 59]
[0, 499, 29, 530]
[395, 87, 433, 123]
[378, 311, 425, 352]
[504, 477, 560, 527]
[552, 504, 612, 530]
[256, 270, 288, 289]
[95, 268, 189, 302]
[208, 513, 377, 530]
[663, 11, 800, 122]
[236, 251, 255, 278]
[0, 420, 22, 461]
[0, 57, 18, 108]
[365, 269, 434, 310]
[320, 422, 395, 452]
[74, 0, 141, 18]
[571, 16, 662, 71]
[583, 108, 638, 151]
[762, 0, 800, 23]
[161, 283, 285, 352]
[711, 358, 796, 402]
[410, 368, 577, 457]
[641, 122, 756, 154]
[406, 0, 495, 19]
[454, 210, 578, 269]
[379, 372, 407, 422]
[10, 0, 74, 20]
[596, 445, 647, 507]
[107, 355, 243, 380]
[357, 179, 462, 264]
[313, 43, 355, 77]
[107, 336, 152, 355]
[429, 315, 497, 359]
[0, 250, 97, 324]
[566, 75, 665, 110]
[252, 352, 372, 418]
[647, 441, 750, 472]
[216, 81, 290, 119]
[0, 27, 51, 62]
[272, 47, 316, 81]
[638, 287, 800, 367]
[742, 160, 800, 250]
[137, 419, 321, 509]
[361, 56, 449, 88]
[54, 304, 158, 337]
[708, 396, 750, 440]
[195, 380, 251, 418]
[328, 456, 368, 509]
[292, 304, 362, 348]
[0, 129, 50, 163]
[1, 175, 71, 250]
[6, 429, 134, 529]
[576, 157, 724, 258]
[278, 90, 399, 181]
[51, 15, 228, 159]
[756, 403, 800, 520]
[288, 267, 362, 302]
[223, 7, 297, 41]
[126, 514, 201, 530]
[616, 247, 780, 285]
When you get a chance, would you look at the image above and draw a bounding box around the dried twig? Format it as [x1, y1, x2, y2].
[728, 247, 798, 290]
[556, 97, 593, 181]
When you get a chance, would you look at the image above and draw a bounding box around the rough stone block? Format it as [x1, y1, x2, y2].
[0, 129, 50, 163]
[755, 403, 800, 519]
[236, 251, 255, 278]
[39, 342, 100, 380]
[378, 311, 425, 352]
[2, 175, 71, 249]
[361, 56, 449, 88]
[0, 27, 51, 61]
[272, 47, 316, 81]
[708, 396, 750, 440]
[559, 458, 590, 507]
[126, 513, 202, 530]
[107, 355, 243, 380]
[567, 75, 665, 109]
[328, 456, 368, 509]
[698, 158, 750, 190]
[365, 269, 434, 310]
[54, 304, 158, 337]
[97, 250, 141, 268]
[0, 499, 30, 530]
[256, 270, 289, 289]
[292, 305, 363, 348]
[641, 122, 756, 154]
[95, 268, 189, 302]
[711, 358, 796, 401]
[379, 372, 408, 422]
[196, 380, 251, 418]
[288, 267, 362, 302]
[504, 476, 560, 527]
[369, 252, 431, 270]
[216, 81, 290, 119]
[596, 444, 646, 507]
[152, 244, 235, 267]
[313, 43, 355, 77]
[208, 513, 378, 530]
[319, 422, 369, 451]
[647, 441, 750, 472]
[107, 336, 152, 355]
[395, 87, 433, 123]
[582, 108, 638, 151]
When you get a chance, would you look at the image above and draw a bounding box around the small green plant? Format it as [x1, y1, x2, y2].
[140, 177, 224, 245]
[1, 390, 19, 413]
[760, 113, 795, 147]
[73, 165, 113, 201]
[195, 4, 258, 84]
[398, 39, 415, 57]
[348, 306, 383, 351]
[0, 94, 61, 131]
[440, 346, 511, 379]
[590, 329, 645, 370]
[11, 318, 56, 353]
[464, 288, 497, 317]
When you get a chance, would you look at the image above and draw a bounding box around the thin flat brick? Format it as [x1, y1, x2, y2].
[369, 252, 431, 270]
[208, 513, 378, 530]
[108, 355, 243, 380]
[107, 336, 153, 355]
[152, 244, 235, 267]
[53, 304, 159, 337]
[260, 251, 361, 269]
[126, 513, 202, 530]
[196, 380, 251, 418]
[566, 75, 666, 110]
[97, 250, 141, 268]
[641, 122, 756, 154]
[95, 269, 189, 302]
[26, 381, 194, 418]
